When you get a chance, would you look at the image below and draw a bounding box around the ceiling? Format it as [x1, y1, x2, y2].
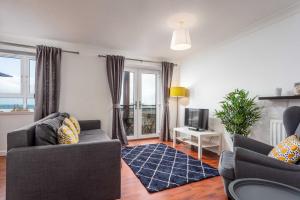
[0, 0, 299, 60]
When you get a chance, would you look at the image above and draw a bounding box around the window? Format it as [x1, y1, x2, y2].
[0, 53, 36, 112]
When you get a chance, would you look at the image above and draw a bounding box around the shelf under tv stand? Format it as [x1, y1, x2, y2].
[172, 127, 222, 160]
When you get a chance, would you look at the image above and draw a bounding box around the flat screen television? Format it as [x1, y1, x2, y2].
[184, 108, 209, 131]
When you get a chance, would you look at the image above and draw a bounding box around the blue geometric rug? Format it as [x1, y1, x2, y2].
[121, 143, 219, 193]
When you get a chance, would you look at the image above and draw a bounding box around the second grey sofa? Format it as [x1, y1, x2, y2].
[6, 113, 121, 200]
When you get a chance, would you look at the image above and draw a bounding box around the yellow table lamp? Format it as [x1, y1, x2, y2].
[170, 87, 187, 127]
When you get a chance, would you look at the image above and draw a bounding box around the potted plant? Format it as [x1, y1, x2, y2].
[215, 89, 261, 150]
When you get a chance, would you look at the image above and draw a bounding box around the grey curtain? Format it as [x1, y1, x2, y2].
[160, 62, 174, 141]
[123, 71, 130, 120]
[106, 55, 128, 145]
[34, 45, 62, 121]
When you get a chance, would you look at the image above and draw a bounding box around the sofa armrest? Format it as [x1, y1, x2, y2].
[233, 134, 273, 155]
[78, 120, 101, 131]
[6, 140, 121, 200]
[234, 147, 300, 188]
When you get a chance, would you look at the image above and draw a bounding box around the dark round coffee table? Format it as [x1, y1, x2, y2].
[229, 178, 300, 200]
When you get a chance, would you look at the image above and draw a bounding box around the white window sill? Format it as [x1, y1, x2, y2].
[0, 111, 34, 116]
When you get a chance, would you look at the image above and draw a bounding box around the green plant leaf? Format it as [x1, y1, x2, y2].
[215, 89, 262, 137]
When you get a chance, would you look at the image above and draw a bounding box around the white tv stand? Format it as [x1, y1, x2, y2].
[172, 127, 222, 160]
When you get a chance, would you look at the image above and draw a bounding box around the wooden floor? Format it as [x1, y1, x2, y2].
[0, 139, 226, 200]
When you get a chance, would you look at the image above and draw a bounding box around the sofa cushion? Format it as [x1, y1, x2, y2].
[268, 135, 300, 164]
[69, 116, 81, 134]
[79, 129, 110, 143]
[218, 151, 235, 180]
[63, 118, 79, 136]
[58, 124, 79, 144]
[35, 114, 67, 146]
[35, 124, 58, 145]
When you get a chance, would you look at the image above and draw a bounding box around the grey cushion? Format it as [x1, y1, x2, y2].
[79, 129, 110, 143]
[35, 125, 58, 145]
[35, 115, 66, 146]
[218, 150, 235, 180]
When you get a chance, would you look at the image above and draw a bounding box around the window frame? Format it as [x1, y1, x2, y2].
[0, 52, 35, 111]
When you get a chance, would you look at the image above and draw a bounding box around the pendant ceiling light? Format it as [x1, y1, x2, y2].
[170, 21, 191, 51]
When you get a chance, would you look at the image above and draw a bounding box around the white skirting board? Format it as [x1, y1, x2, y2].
[0, 131, 7, 156]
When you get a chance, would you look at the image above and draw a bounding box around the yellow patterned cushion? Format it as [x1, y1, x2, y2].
[268, 135, 300, 164]
[57, 125, 79, 144]
[63, 118, 79, 141]
[63, 118, 78, 134]
[69, 116, 80, 134]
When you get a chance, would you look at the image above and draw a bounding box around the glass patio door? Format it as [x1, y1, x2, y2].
[120, 68, 160, 139]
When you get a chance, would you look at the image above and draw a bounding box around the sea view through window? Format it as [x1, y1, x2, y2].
[0, 53, 35, 112]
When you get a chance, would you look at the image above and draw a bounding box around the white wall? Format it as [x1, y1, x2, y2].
[0, 34, 179, 154]
[0, 113, 34, 155]
[59, 53, 112, 134]
[180, 12, 300, 147]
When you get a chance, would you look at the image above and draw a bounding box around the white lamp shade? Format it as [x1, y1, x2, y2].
[170, 28, 191, 51]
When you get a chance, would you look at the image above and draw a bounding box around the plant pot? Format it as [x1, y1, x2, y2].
[224, 130, 234, 151]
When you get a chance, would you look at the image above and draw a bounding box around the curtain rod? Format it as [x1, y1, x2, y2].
[98, 55, 178, 66]
[0, 41, 80, 55]
[0, 48, 36, 56]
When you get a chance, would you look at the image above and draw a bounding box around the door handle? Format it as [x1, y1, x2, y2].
[139, 100, 142, 109]
[134, 101, 137, 109]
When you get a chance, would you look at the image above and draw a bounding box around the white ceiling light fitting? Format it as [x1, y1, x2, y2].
[170, 21, 191, 51]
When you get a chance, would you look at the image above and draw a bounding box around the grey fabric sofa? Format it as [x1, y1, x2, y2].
[218, 106, 300, 198]
[6, 113, 121, 200]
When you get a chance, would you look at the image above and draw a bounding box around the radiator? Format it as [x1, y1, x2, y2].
[270, 119, 286, 146]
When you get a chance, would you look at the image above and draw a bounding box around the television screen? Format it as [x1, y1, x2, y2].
[184, 108, 209, 131]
